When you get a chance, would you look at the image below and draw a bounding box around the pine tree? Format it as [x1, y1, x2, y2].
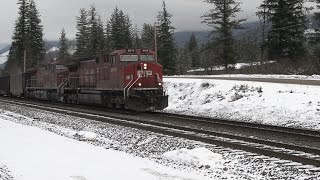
[104, 21, 113, 54]
[25, 0, 45, 66]
[141, 23, 155, 49]
[123, 14, 133, 48]
[6, 0, 44, 73]
[263, 0, 306, 61]
[132, 25, 141, 48]
[96, 16, 106, 55]
[202, 0, 246, 72]
[109, 7, 133, 50]
[156, 1, 177, 75]
[59, 28, 70, 60]
[87, 5, 99, 57]
[176, 47, 192, 75]
[75, 8, 89, 58]
[187, 33, 200, 68]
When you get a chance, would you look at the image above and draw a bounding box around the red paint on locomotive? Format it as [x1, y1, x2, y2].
[25, 49, 168, 111]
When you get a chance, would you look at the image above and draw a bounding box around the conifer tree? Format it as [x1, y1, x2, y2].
[87, 5, 99, 57]
[132, 25, 141, 48]
[187, 33, 200, 68]
[96, 16, 106, 55]
[59, 28, 70, 60]
[156, 1, 177, 75]
[25, 0, 45, 66]
[262, 0, 306, 61]
[75, 8, 89, 58]
[202, 0, 246, 72]
[176, 47, 192, 75]
[104, 21, 113, 54]
[6, 0, 44, 73]
[141, 23, 155, 49]
[109, 7, 133, 50]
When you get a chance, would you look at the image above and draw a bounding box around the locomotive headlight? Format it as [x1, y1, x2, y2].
[144, 63, 147, 70]
[138, 83, 142, 87]
[158, 83, 162, 86]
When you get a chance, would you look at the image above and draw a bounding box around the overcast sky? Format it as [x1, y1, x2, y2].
[0, 0, 265, 44]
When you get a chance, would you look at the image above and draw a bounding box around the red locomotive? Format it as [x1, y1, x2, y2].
[22, 49, 168, 111]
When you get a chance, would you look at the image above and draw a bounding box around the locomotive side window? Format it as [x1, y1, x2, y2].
[120, 55, 138, 62]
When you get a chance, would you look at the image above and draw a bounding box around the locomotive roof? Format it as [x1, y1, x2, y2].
[111, 49, 155, 55]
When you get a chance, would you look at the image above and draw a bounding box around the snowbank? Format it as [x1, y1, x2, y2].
[187, 61, 275, 72]
[163, 148, 224, 169]
[163, 78, 320, 130]
[170, 74, 320, 81]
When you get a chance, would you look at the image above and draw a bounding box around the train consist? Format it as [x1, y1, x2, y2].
[0, 49, 168, 111]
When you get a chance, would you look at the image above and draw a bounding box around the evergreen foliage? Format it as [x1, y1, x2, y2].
[202, 0, 246, 72]
[109, 7, 133, 50]
[141, 23, 155, 50]
[96, 16, 106, 55]
[261, 0, 306, 61]
[6, 0, 44, 73]
[25, 0, 45, 66]
[156, 1, 177, 75]
[176, 46, 192, 75]
[132, 25, 141, 48]
[58, 28, 70, 60]
[187, 33, 200, 68]
[104, 21, 113, 54]
[75, 8, 89, 58]
[87, 5, 99, 57]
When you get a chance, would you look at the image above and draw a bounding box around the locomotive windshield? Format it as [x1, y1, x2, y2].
[140, 55, 155, 61]
[120, 55, 139, 62]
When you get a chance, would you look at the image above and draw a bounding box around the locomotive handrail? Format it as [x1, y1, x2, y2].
[126, 77, 141, 98]
[124, 78, 134, 99]
[155, 73, 167, 95]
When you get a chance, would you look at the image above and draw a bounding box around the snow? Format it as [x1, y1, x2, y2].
[163, 148, 224, 169]
[163, 77, 320, 130]
[46, 47, 59, 53]
[0, 105, 319, 179]
[170, 74, 320, 81]
[0, 115, 210, 180]
[0, 50, 9, 64]
[187, 61, 275, 72]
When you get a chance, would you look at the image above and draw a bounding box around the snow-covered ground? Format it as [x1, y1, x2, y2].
[164, 77, 320, 131]
[0, 114, 213, 180]
[187, 61, 275, 72]
[46, 46, 59, 53]
[1, 105, 319, 179]
[0, 50, 9, 65]
[171, 74, 320, 81]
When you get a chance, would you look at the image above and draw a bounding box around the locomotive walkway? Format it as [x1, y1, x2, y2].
[165, 76, 320, 86]
[1, 97, 320, 170]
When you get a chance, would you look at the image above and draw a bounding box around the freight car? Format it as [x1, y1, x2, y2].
[8, 49, 168, 111]
[10, 73, 31, 97]
[0, 75, 10, 96]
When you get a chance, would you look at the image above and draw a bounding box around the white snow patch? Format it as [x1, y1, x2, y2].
[0, 50, 9, 64]
[47, 47, 59, 53]
[163, 148, 224, 169]
[74, 131, 97, 140]
[164, 77, 320, 130]
[0, 114, 210, 180]
[188, 61, 275, 72]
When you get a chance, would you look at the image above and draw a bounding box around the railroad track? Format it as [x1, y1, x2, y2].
[1, 97, 320, 168]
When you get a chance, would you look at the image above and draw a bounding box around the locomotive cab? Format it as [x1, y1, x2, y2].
[110, 49, 168, 111]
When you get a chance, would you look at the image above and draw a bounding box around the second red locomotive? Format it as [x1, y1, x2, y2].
[23, 49, 168, 111]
